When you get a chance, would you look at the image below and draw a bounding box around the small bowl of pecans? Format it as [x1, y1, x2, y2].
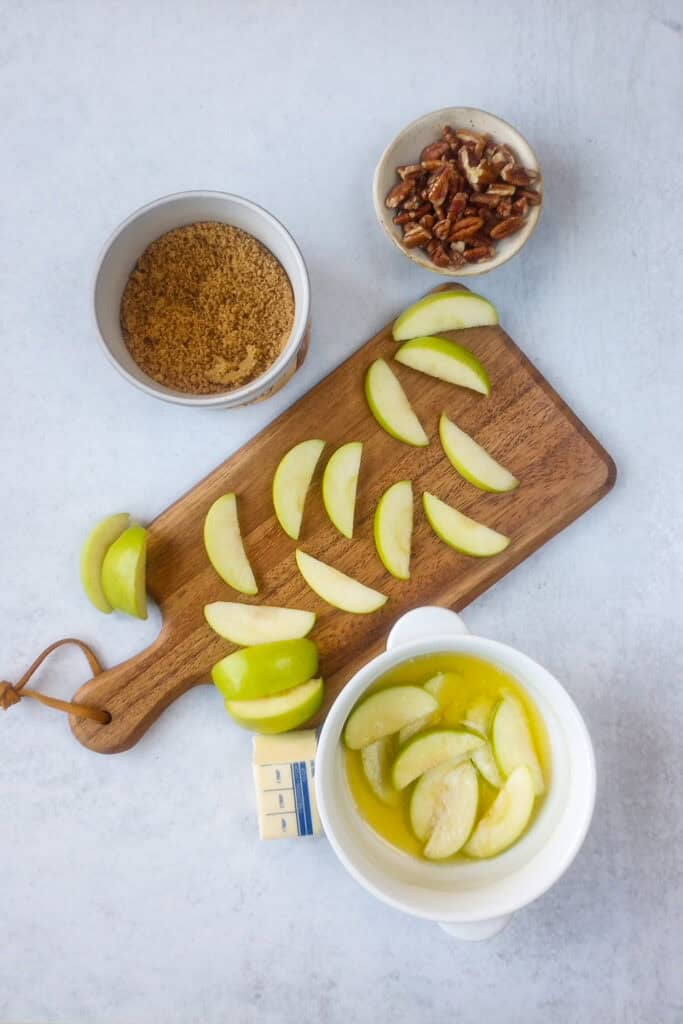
[373, 107, 543, 276]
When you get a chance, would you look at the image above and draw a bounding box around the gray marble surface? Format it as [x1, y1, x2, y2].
[1, 1, 681, 1021]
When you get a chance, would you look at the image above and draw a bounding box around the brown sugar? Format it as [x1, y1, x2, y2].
[120, 222, 295, 394]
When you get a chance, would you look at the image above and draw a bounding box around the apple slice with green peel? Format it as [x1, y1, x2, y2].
[462, 695, 503, 788]
[424, 671, 463, 708]
[80, 513, 130, 613]
[101, 524, 148, 619]
[225, 677, 324, 735]
[423, 761, 480, 860]
[361, 736, 400, 806]
[295, 550, 387, 614]
[204, 603, 315, 645]
[439, 414, 518, 492]
[344, 686, 439, 750]
[397, 709, 440, 746]
[423, 492, 510, 557]
[492, 694, 545, 794]
[374, 480, 413, 580]
[364, 359, 428, 447]
[322, 442, 363, 539]
[392, 728, 484, 790]
[463, 764, 535, 858]
[392, 290, 499, 341]
[211, 639, 318, 701]
[395, 337, 491, 395]
[410, 760, 459, 841]
[273, 439, 325, 540]
[204, 493, 257, 595]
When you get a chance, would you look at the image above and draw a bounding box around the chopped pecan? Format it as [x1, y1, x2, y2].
[463, 245, 495, 263]
[418, 213, 435, 229]
[396, 164, 424, 181]
[489, 144, 516, 172]
[464, 205, 478, 216]
[451, 240, 466, 253]
[420, 140, 450, 162]
[489, 215, 526, 239]
[471, 193, 500, 208]
[402, 222, 432, 248]
[426, 167, 450, 208]
[487, 183, 516, 196]
[412, 203, 433, 219]
[518, 188, 542, 206]
[433, 218, 452, 240]
[442, 124, 459, 150]
[403, 194, 423, 211]
[385, 180, 415, 209]
[421, 159, 447, 172]
[500, 164, 539, 187]
[496, 198, 513, 219]
[447, 192, 468, 221]
[512, 197, 529, 218]
[393, 211, 414, 225]
[455, 128, 488, 160]
[426, 240, 451, 267]
[448, 248, 467, 268]
[450, 216, 485, 241]
[458, 147, 495, 192]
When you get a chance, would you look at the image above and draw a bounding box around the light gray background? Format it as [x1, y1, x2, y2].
[1, 1, 681, 1021]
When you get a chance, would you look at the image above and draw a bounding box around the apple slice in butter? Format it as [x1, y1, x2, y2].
[344, 686, 439, 750]
[463, 764, 536, 858]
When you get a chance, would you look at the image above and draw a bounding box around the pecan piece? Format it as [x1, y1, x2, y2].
[385, 180, 415, 209]
[463, 245, 494, 263]
[450, 216, 485, 241]
[512, 197, 529, 218]
[393, 211, 414, 225]
[447, 192, 468, 221]
[426, 240, 451, 267]
[500, 164, 539, 187]
[448, 248, 467, 268]
[403, 194, 423, 211]
[471, 193, 500, 208]
[433, 218, 452, 240]
[496, 198, 513, 219]
[426, 167, 450, 208]
[489, 144, 517, 173]
[421, 159, 447, 172]
[403, 223, 432, 248]
[412, 203, 432, 219]
[420, 141, 450, 162]
[489, 216, 526, 240]
[458, 147, 495, 192]
[487, 183, 516, 197]
[418, 213, 435, 229]
[518, 188, 542, 206]
[396, 164, 424, 181]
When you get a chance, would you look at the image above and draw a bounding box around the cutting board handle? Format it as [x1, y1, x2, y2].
[69, 628, 209, 754]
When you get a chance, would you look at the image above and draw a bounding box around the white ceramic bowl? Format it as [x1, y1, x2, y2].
[373, 107, 543, 277]
[316, 607, 595, 941]
[93, 191, 311, 407]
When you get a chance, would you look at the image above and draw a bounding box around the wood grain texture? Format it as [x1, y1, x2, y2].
[70, 287, 615, 753]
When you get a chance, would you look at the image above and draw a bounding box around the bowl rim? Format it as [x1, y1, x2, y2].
[316, 632, 596, 923]
[372, 106, 543, 277]
[92, 189, 311, 408]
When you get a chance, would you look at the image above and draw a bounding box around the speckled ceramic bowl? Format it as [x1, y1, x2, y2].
[373, 107, 543, 277]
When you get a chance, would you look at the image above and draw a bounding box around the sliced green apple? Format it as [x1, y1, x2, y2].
[204, 493, 257, 595]
[101, 524, 148, 619]
[364, 359, 428, 447]
[273, 439, 325, 540]
[462, 695, 503, 788]
[204, 602, 315, 645]
[424, 671, 462, 708]
[463, 764, 536, 858]
[361, 736, 400, 806]
[395, 336, 490, 395]
[344, 685, 439, 750]
[80, 512, 130, 613]
[409, 760, 459, 841]
[392, 728, 484, 790]
[322, 442, 363, 539]
[423, 761, 479, 860]
[295, 549, 387, 614]
[392, 290, 499, 341]
[492, 694, 545, 794]
[225, 677, 324, 735]
[211, 638, 318, 701]
[439, 414, 518, 492]
[397, 710, 439, 746]
[373, 480, 413, 580]
[423, 492, 510, 557]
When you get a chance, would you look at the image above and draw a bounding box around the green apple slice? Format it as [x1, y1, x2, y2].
[295, 549, 387, 614]
[395, 336, 491, 395]
[273, 439, 325, 540]
[397, 710, 439, 746]
[392, 290, 499, 341]
[424, 671, 463, 708]
[439, 414, 518, 492]
[225, 677, 324, 735]
[211, 638, 318, 701]
[374, 480, 413, 580]
[463, 765, 536, 858]
[423, 761, 480, 860]
[80, 512, 130, 613]
[364, 359, 428, 447]
[423, 492, 510, 557]
[462, 695, 503, 788]
[392, 728, 484, 790]
[492, 694, 545, 794]
[410, 760, 459, 841]
[344, 686, 439, 750]
[204, 493, 258, 595]
[101, 524, 148, 619]
[361, 736, 400, 806]
[322, 442, 363, 539]
[204, 602, 315, 645]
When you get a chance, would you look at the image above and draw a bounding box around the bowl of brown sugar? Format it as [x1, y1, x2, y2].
[93, 192, 310, 407]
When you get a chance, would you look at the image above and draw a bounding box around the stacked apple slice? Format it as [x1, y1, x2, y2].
[81, 513, 148, 619]
[344, 676, 545, 860]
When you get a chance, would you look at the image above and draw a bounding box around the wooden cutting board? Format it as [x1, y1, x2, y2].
[71, 287, 615, 753]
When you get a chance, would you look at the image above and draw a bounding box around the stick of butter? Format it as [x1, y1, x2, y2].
[252, 730, 321, 839]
